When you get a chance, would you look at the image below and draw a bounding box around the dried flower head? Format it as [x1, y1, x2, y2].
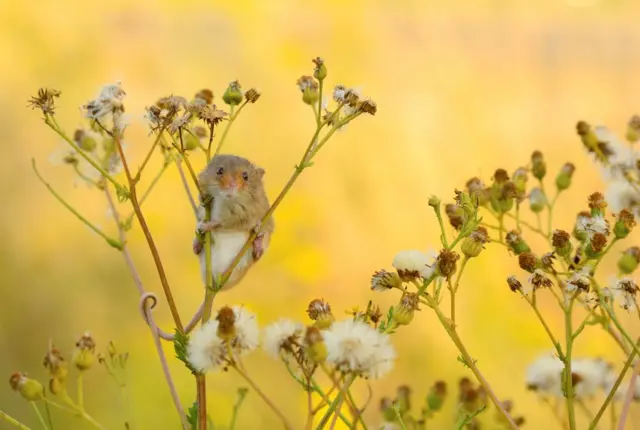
[297, 76, 319, 105]
[587, 232, 608, 257]
[358, 99, 377, 115]
[312, 57, 327, 80]
[528, 269, 553, 290]
[9, 372, 44, 401]
[436, 249, 459, 278]
[589, 192, 607, 215]
[216, 306, 237, 341]
[262, 319, 304, 359]
[552, 229, 572, 257]
[229, 306, 259, 354]
[445, 203, 464, 230]
[518, 252, 538, 273]
[307, 299, 335, 329]
[540, 252, 556, 271]
[614, 208, 636, 239]
[393, 250, 431, 281]
[371, 270, 403, 292]
[393, 293, 419, 326]
[612, 278, 640, 310]
[493, 169, 509, 183]
[196, 104, 228, 126]
[43, 345, 68, 381]
[322, 319, 396, 379]
[83, 82, 126, 120]
[28, 88, 61, 115]
[565, 268, 591, 293]
[556, 162, 576, 190]
[244, 88, 261, 103]
[507, 276, 522, 293]
[73, 332, 96, 371]
[531, 150, 546, 180]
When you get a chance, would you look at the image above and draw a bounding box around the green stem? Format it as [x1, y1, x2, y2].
[564, 297, 577, 430]
[230, 389, 248, 430]
[77, 374, 84, 410]
[427, 297, 518, 429]
[0, 410, 31, 430]
[548, 191, 560, 240]
[522, 294, 564, 360]
[316, 80, 324, 126]
[31, 403, 48, 430]
[32, 159, 123, 250]
[433, 203, 449, 248]
[394, 406, 408, 430]
[44, 115, 126, 194]
[589, 342, 637, 429]
[317, 375, 355, 430]
[498, 213, 505, 242]
[345, 388, 368, 430]
[231, 365, 294, 430]
[135, 128, 166, 181]
[215, 102, 247, 158]
[43, 400, 53, 430]
[592, 238, 619, 273]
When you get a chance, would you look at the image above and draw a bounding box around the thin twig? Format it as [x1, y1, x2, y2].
[176, 160, 198, 216]
[617, 360, 640, 430]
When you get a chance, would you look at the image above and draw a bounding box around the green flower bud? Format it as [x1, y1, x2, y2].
[466, 177, 490, 206]
[573, 211, 591, 242]
[428, 195, 441, 209]
[307, 299, 334, 329]
[588, 192, 607, 217]
[49, 377, 64, 395]
[490, 171, 516, 213]
[506, 230, 531, 255]
[371, 270, 403, 292]
[183, 132, 199, 151]
[461, 227, 488, 258]
[426, 381, 447, 412]
[555, 163, 575, 191]
[73, 333, 96, 371]
[529, 187, 547, 213]
[512, 167, 528, 201]
[222, 81, 243, 106]
[614, 209, 636, 239]
[380, 398, 396, 422]
[303, 327, 327, 364]
[9, 373, 44, 401]
[619, 247, 640, 275]
[312, 57, 327, 81]
[392, 293, 419, 326]
[627, 115, 640, 143]
[74, 129, 97, 152]
[43, 346, 68, 382]
[552, 229, 573, 257]
[531, 151, 546, 180]
[297, 76, 319, 105]
[396, 385, 412, 414]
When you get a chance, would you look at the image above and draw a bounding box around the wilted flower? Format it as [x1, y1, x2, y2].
[392, 293, 419, 326]
[518, 252, 539, 273]
[588, 192, 607, 217]
[371, 270, 402, 292]
[307, 299, 335, 329]
[552, 229, 572, 257]
[28, 88, 61, 115]
[611, 278, 639, 311]
[83, 82, 126, 120]
[73, 332, 96, 371]
[435, 249, 459, 278]
[528, 269, 553, 290]
[322, 319, 396, 379]
[43, 345, 68, 381]
[244, 88, 261, 103]
[262, 319, 304, 359]
[507, 276, 523, 293]
[565, 267, 591, 293]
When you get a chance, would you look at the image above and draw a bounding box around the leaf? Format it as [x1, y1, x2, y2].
[187, 401, 198, 430]
[174, 329, 197, 373]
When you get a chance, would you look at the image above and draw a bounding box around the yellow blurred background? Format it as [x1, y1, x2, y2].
[2, 0, 640, 428]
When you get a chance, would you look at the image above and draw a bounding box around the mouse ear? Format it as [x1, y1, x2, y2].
[253, 166, 265, 178]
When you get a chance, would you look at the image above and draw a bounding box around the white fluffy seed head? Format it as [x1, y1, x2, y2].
[262, 319, 305, 359]
[187, 320, 225, 373]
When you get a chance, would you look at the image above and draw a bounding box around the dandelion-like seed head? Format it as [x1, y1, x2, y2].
[322, 319, 396, 379]
[262, 319, 304, 359]
[393, 250, 431, 281]
[187, 319, 225, 373]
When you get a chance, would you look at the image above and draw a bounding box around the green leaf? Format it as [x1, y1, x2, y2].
[174, 329, 197, 373]
[187, 401, 198, 430]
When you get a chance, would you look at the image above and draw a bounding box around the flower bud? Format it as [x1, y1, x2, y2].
[426, 381, 447, 412]
[529, 187, 547, 213]
[428, 195, 440, 209]
[490, 171, 516, 213]
[506, 230, 531, 255]
[555, 163, 575, 191]
[588, 192, 607, 217]
[73, 332, 96, 371]
[380, 397, 396, 422]
[507, 276, 522, 293]
[392, 293, 419, 326]
[303, 327, 327, 364]
[436, 249, 460, 279]
[244, 88, 261, 103]
[627, 115, 640, 143]
[614, 209, 636, 239]
[577, 121, 600, 152]
[195, 89, 214, 105]
[573, 211, 591, 242]
[49, 377, 64, 395]
[531, 151, 546, 180]
[512, 168, 528, 201]
[9, 373, 44, 401]
[312, 57, 327, 81]
[183, 132, 199, 151]
[73, 129, 97, 152]
[446, 203, 464, 231]
[552, 229, 573, 257]
[585, 232, 607, 259]
[461, 227, 488, 258]
[396, 385, 412, 414]
[618, 247, 640, 274]
[222, 81, 243, 106]
[43, 346, 68, 382]
[297, 76, 319, 105]
[216, 306, 237, 341]
[371, 270, 402, 292]
[518, 252, 539, 273]
[466, 177, 490, 206]
[307, 299, 335, 329]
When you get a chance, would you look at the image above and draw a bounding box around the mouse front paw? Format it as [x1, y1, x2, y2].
[192, 236, 204, 255]
[197, 220, 220, 234]
[252, 233, 266, 260]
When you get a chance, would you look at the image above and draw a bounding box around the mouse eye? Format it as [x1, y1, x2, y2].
[216, 167, 224, 175]
[242, 172, 249, 181]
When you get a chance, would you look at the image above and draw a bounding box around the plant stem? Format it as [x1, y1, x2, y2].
[175, 160, 198, 216]
[522, 294, 564, 360]
[590, 342, 637, 429]
[323, 375, 355, 430]
[77, 374, 84, 410]
[426, 297, 518, 429]
[316, 80, 324, 126]
[0, 410, 31, 430]
[199, 200, 215, 430]
[32, 159, 122, 250]
[230, 388, 248, 430]
[231, 365, 294, 430]
[114, 132, 185, 332]
[617, 360, 640, 430]
[44, 115, 126, 194]
[394, 406, 408, 430]
[563, 297, 577, 430]
[31, 403, 48, 430]
[433, 202, 449, 248]
[214, 102, 247, 157]
[135, 128, 166, 181]
[592, 239, 619, 273]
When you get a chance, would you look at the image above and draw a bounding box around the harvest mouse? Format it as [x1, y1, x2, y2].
[193, 154, 274, 290]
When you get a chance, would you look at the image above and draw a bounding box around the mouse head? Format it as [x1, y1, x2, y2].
[199, 154, 265, 199]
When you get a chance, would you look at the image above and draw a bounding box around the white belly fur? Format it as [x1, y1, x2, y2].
[199, 230, 253, 283]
